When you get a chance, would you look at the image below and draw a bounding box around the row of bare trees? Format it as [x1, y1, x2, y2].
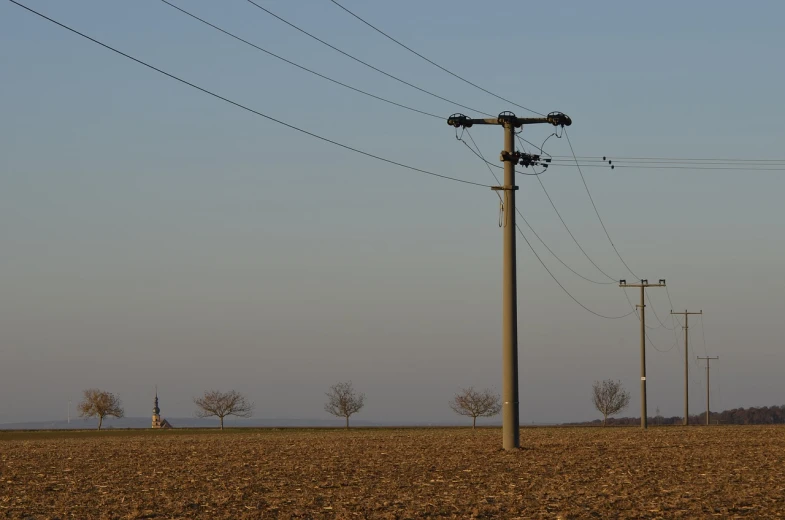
[76, 383, 506, 430]
[76, 383, 368, 430]
[194, 382, 371, 430]
[76, 388, 256, 431]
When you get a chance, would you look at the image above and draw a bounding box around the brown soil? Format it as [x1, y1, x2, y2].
[1, 426, 784, 519]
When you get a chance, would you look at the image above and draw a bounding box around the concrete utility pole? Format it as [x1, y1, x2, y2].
[671, 310, 702, 425]
[448, 111, 571, 450]
[698, 356, 719, 425]
[619, 279, 666, 429]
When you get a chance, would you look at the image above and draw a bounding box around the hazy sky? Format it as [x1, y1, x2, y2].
[2, 1, 784, 425]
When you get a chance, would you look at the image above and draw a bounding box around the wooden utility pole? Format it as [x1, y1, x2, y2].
[619, 279, 666, 429]
[448, 111, 571, 450]
[671, 310, 702, 425]
[697, 356, 719, 425]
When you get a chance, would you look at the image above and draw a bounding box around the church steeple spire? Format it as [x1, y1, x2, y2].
[153, 386, 160, 415]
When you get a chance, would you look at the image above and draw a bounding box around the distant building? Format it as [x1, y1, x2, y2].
[151, 389, 173, 429]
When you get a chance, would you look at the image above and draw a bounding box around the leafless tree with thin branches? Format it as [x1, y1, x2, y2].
[449, 387, 502, 429]
[193, 390, 254, 430]
[324, 381, 365, 429]
[78, 388, 124, 430]
[592, 379, 631, 426]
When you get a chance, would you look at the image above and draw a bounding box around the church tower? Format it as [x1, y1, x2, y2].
[152, 387, 162, 429]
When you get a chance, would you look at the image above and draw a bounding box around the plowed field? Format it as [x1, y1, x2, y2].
[2, 426, 784, 519]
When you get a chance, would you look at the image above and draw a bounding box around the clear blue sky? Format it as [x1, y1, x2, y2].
[1, 0, 784, 425]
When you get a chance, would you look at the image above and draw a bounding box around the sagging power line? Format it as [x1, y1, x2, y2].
[460, 130, 619, 286]
[326, 0, 543, 117]
[159, 0, 443, 120]
[8, 0, 488, 188]
[460, 131, 591, 283]
[244, 0, 496, 118]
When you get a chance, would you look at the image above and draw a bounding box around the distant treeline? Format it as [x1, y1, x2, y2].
[570, 404, 785, 426]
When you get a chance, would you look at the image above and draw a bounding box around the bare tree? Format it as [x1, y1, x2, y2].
[592, 379, 631, 426]
[449, 387, 502, 429]
[324, 381, 365, 429]
[193, 390, 254, 430]
[77, 389, 124, 430]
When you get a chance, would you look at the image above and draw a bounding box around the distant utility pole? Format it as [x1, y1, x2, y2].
[67, 399, 71, 424]
[619, 279, 666, 430]
[671, 310, 702, 426]
[448, 111, 572, 450]
[697, 356, 719, 425]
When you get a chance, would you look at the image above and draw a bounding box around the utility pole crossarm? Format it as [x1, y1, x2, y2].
[618, 280, 667, 288]
[449, 112, 573, 181]
[447, 112, 572, 128]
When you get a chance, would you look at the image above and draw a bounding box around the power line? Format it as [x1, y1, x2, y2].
[564, 129, 641, 280]
[326, 0, 544, 117]
[462, 129, 615, 285]
[715, 359, 722, 415]
[563, 132, 678, 331]
[517, 225, 635, 320]
[665, 286, 677, 315]
[699, 314, 709, 357]
[458, 127, 632, 318]
[244, 0, 495, 118]
[645, 290, 675, 330]
[518, 135, 677, 328]
[622, 289, 660, 330]
[159, 0, 442, 120]
[687, 327, 702, 385]
[518, 135, 554, 156]
[550, 155, 785, 163]
[625, 290, 677, 351]
[666, 289, 681, 330]
[516, 137, 683, 334]
[518, 131, 645, 294]
[525, 143, 619, 283]
[647, 330, 676, 353]
[452, 141, 785, 172]
[8, 0, 490, 188]
[457, 132, 541, 177]
[623, 289, 680, 356]
[543, 163, 785, 172]
[547, 157, 785, 168]
[553, 159, 785, 166]
[534, 172, 619, 282]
